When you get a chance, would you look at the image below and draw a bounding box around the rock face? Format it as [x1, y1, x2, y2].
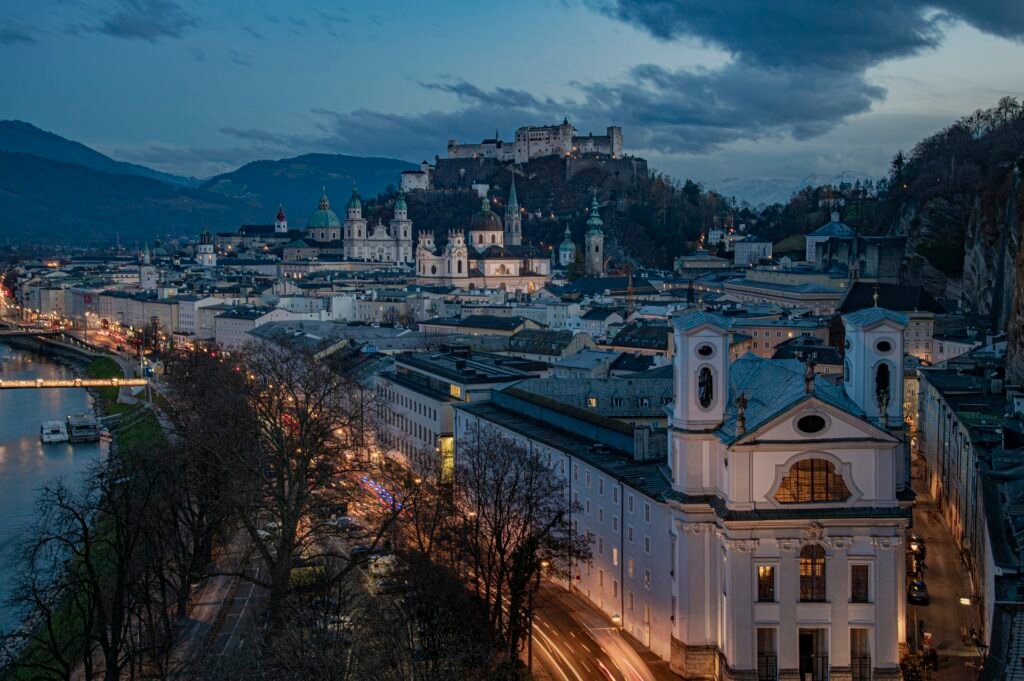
[897, 195, 971, 301]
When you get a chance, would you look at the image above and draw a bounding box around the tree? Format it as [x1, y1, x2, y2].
[446, 423, 591, 661]
[191, 338, 414, 630]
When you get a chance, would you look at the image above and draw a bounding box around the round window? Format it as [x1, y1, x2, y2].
[796, 414, 827, 434]
[844, 338, 851, 350]
[876, 339, 893, 353]
[697, 344, 714, 358]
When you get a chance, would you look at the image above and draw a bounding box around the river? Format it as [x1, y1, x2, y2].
[0, 343, 107, 631]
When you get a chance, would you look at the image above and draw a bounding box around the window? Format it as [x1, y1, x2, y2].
[612, 547, 618, 566]
[876, 339, 892, 353]
[598, 508, 604, 523]
[585, 500, 590, 514]
[774, 458, 851, 503]
[628, 591, 634, 610]
[598, 538, 603, 554]
[574, 464, 578, 481]
[638, 397, 650, 407]
[587, 396, 598, 408]
[628, 494, 634, 513]
[796, 414, 826, 434]
[644, 503, 651, 523]
[449, 384, 462, 399]
[627, 526, 634, 543]
[799, 544, 827, 602]
[757, 565, 776, 602]
[851, 564, 870, 603]
[613, 487, 619, 503]
[644, 536, 651, 554]
[598, 478, 604, 495]
[644, 569, 651, 589]
[698, 366, 714, 407]
[613, 516, 619, 531]
[875, 362, 891, 401]
[586, 470, 591, 487]
[627, 559, 634, 578]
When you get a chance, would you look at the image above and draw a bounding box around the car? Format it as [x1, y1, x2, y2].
[908, 534, 926, 555]
[908, 580, 930, 604]
[349, 545, 381, 562]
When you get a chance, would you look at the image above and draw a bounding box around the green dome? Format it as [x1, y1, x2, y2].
[307, 189, 341, 228]
[347, 186, 362, 211]
[394, 192, 407, 212]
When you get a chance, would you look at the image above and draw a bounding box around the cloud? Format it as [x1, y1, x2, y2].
[96, 0, 197, 42]
[0, 23, 37, 45]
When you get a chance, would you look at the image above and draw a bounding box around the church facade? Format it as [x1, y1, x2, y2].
[415, 184, 550, 293]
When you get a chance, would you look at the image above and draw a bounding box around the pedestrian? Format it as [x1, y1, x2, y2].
[929, 647, 938, 671]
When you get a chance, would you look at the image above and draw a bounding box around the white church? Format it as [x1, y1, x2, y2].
[454, 306, 911, 681]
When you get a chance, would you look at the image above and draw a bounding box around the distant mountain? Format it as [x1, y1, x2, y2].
[0, 120, 198, 187]
[201, 153, 417, 219]
[712, 171, 877, 206]
[0, 151, 266, 245]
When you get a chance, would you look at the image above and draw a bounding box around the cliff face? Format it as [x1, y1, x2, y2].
[898, 194, 971, 301]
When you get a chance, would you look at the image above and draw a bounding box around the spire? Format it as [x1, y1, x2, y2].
[508, 175, 518, 210]
[276, 203, 286, 221]
[586, 191, 603, 234]
[318, 186, 330, 211]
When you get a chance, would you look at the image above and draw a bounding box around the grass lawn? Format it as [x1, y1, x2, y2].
[83, 358, 134, 415]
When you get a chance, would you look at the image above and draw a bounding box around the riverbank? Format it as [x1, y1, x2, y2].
[0, 345, 165, 680]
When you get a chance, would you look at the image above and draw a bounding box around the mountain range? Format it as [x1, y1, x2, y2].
[0, 121, 415, 245]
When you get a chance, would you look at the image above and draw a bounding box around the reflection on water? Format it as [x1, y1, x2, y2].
[0, 344, 107, 630]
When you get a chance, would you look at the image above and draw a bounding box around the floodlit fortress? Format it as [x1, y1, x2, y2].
[447, 118, 623, 163]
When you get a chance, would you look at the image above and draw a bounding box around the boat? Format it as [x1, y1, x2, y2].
[40, 420, 69, 444]
[66, 413, 101, 443]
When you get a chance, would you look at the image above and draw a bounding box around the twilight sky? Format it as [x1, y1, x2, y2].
[2, 0, 1023, 198]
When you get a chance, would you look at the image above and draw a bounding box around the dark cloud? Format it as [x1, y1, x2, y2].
[588, 1, 1024, 70]
[97, 0, 197, 42]
[0, 23, 37, 45]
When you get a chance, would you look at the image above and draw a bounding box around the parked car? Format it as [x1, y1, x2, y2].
[908, 534, 927, 558]
[908, 580, 930, 604]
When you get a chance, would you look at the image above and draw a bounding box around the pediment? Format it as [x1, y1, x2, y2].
[733, 395, 896, 446]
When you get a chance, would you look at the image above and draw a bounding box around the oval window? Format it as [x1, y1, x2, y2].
[697, 344, 714, 358]
[876, 339, 892, 353]
[797, 414, 826, 434]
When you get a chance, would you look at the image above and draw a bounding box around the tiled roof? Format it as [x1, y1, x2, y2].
[843, 307, 909, 329]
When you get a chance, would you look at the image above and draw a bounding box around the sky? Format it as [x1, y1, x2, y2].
[2, 0, 1023, 200]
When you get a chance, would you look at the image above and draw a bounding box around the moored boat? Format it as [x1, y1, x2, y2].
[39, 420, 69, 444]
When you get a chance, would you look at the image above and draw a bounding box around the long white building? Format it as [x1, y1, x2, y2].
[454, 307, 912, 681]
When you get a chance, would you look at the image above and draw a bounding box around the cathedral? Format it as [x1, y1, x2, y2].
[303, 187, 414, 264]
[415, 180, 551, 293]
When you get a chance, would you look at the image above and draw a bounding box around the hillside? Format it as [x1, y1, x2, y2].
[0, 152, 266, 245]
[0, 120, 197, 187]
[201, 154, 417, 216]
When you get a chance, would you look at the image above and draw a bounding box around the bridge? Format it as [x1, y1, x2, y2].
[0, 328, 62, 337]
[0, 378, 149, 390]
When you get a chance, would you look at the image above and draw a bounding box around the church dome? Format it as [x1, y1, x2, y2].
[470, 197, 503, 232]
[394, 192, 407, 213]
[346, 187, 362, 211]
[307, 189, 341, 228]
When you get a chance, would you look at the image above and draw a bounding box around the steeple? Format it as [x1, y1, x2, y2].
[504, 176, 522, 246]
[586, 192, 604, 234]
[318, 186, 330, 211]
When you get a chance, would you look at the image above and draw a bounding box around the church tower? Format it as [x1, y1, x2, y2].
[343, 185, 368, 259]
[842, 307, 908, 428]
[584, 194, 605, 276]
[389, 192, 414, 263]
[274, 205, 288, 233]
[196, 228, 216, 268]
[559, 226, 576, 267]
[504, 176, 522, 246]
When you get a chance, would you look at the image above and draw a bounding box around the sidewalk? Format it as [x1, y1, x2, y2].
[910, 469, 985, 680]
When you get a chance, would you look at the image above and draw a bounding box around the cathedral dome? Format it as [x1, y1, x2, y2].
[346, 187, 362, 211]
[307, 189, 341, 228]
[470, 197, 503, 232]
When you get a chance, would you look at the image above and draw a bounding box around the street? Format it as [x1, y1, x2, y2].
[532, 583, 679, 681]
[910, 474, 985, 679]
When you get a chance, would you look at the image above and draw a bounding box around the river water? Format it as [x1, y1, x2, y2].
[0, 344, 107, 631]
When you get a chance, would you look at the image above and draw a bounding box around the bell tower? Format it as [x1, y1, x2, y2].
[842, 307, 907, 427]
[671, 310, 734, 431]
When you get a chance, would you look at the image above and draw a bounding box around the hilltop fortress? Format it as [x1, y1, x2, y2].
[446, 118, 623, 164]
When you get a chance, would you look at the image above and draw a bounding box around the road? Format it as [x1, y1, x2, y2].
[910, 474, 985, 679]
[532, 583, 679, 681]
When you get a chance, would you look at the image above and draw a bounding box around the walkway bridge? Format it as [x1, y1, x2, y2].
[0, 378, 149, 389]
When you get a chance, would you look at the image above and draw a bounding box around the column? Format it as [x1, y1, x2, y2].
[872, 537, 902, 679]
[828, 537, 853, 681]
[777, 539, 800, 681]
[725, 539, 759, 672]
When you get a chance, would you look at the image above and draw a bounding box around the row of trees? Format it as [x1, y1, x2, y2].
[2, 337, 589, 680]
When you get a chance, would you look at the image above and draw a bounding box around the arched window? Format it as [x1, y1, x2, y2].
[875, 363, 890, 400]
[697, 367, 713, 408]
[844, 359, 851, 383]
[799, 545, 826, 602]
[491, 234, 496, 244]
[775, 458, 851, 503]
[457, 260, 463, 274]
